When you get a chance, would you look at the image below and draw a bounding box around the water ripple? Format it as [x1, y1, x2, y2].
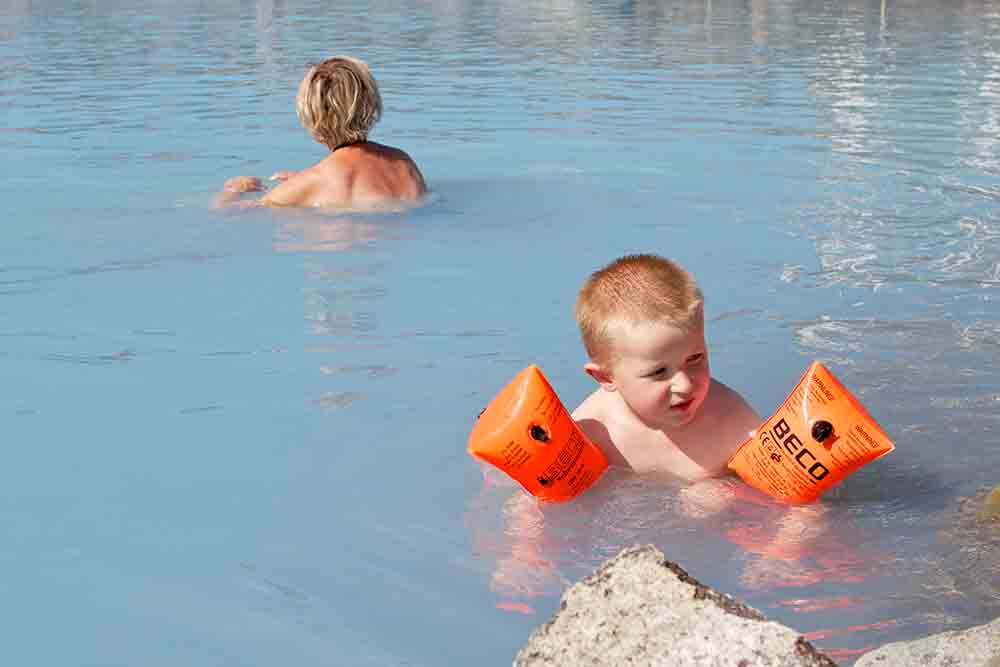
[315, 392, 365, 409]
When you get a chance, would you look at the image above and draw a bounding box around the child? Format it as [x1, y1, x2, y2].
[572, 253, 761, 480]
[215, 56, 426, 210]
[478, 255, 863, 613]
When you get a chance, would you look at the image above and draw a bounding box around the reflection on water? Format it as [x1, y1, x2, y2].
[466, 471, 921, 659]
[2, 0, 1000, 665]
[273, 215, 409, 254]
[468, 456, 1000, 661]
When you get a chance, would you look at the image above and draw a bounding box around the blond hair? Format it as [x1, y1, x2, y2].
[296, 56, 382, 150]
[575, 254, 704, 364]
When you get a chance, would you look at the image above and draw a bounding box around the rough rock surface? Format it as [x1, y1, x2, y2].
[854, 617, 1000, 667]
[515, 544, 836, 667]
[937, 486, 1000, 607]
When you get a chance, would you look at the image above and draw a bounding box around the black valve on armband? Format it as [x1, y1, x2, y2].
[811, 420, 834, 443]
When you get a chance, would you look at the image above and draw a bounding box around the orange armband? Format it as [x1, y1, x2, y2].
[467, 366, 609, 502]
[728, 361, 896, 504]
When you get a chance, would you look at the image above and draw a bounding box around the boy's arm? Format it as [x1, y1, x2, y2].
[575, 417, 630, 468]
[714, 380, 763, 458]
[689, 382, 759, 516]
[572, 394, 631, 469]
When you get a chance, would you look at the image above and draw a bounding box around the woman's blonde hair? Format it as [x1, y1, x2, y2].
[575, 254, 704, 364]
[296, 56, 382, 150]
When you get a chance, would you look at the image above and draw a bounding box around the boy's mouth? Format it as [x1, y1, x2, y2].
[670, 399, 694, 412]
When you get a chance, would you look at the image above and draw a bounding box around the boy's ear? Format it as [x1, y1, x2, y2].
[584, 362, 617, 392]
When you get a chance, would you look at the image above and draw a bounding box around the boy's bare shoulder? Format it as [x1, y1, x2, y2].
[708, 379, 758, 415]
[571, 389, 620, 434]
[708, 378, 740, 400]
[571, 391, 631, 467]
[704, 378, 761, 443]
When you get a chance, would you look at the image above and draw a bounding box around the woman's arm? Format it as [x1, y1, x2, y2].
[211, 176, 265, 210]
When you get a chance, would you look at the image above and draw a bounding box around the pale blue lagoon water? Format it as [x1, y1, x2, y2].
[2, 0, 999, 664]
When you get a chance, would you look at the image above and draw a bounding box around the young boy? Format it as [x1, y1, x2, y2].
[481, 255, 851, 607]
[572, 253, 761, 480]
[215, 56, 426, 210]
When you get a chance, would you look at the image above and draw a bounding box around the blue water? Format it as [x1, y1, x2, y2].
[2, 0, 998, 664]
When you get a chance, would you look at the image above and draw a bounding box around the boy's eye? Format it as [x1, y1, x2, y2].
[687, 354, 705, 365]
[649, 367, 668, 377]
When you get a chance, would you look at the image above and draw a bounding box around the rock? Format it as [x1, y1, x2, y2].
[936, 486, 1000, 606]
[854, 617, 1000, 667]
[980, 484, 1000, 522]
[515, 544, 836, 667]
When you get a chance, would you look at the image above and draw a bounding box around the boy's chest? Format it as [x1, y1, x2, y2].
[617, 425, 727, 480]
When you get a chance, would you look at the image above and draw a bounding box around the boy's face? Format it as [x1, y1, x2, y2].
[589, 316, 711, 431]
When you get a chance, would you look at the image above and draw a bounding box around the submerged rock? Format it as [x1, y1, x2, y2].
[937, 486, 1000, 607]
[980, 484, 1000, 522]
[515, 544, 836, 667]
[853, 617, 1000, 667]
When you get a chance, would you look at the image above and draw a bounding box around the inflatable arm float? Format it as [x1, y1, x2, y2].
[727, 361, 895, 503]
[467, 362, 895, 504]
[467, 366, 609, 502]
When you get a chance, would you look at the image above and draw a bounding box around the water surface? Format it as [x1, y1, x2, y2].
[2, 0, 999, 664]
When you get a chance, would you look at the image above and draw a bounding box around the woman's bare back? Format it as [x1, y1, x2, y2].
[263, 141, 426, 209]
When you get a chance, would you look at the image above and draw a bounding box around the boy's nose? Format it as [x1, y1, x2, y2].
[671, 371, 694, 395]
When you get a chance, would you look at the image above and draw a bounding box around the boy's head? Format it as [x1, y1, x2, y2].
[296, 56, 382, 150]
[576, 254, 710, 428]
[576, 254, 703, 367]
